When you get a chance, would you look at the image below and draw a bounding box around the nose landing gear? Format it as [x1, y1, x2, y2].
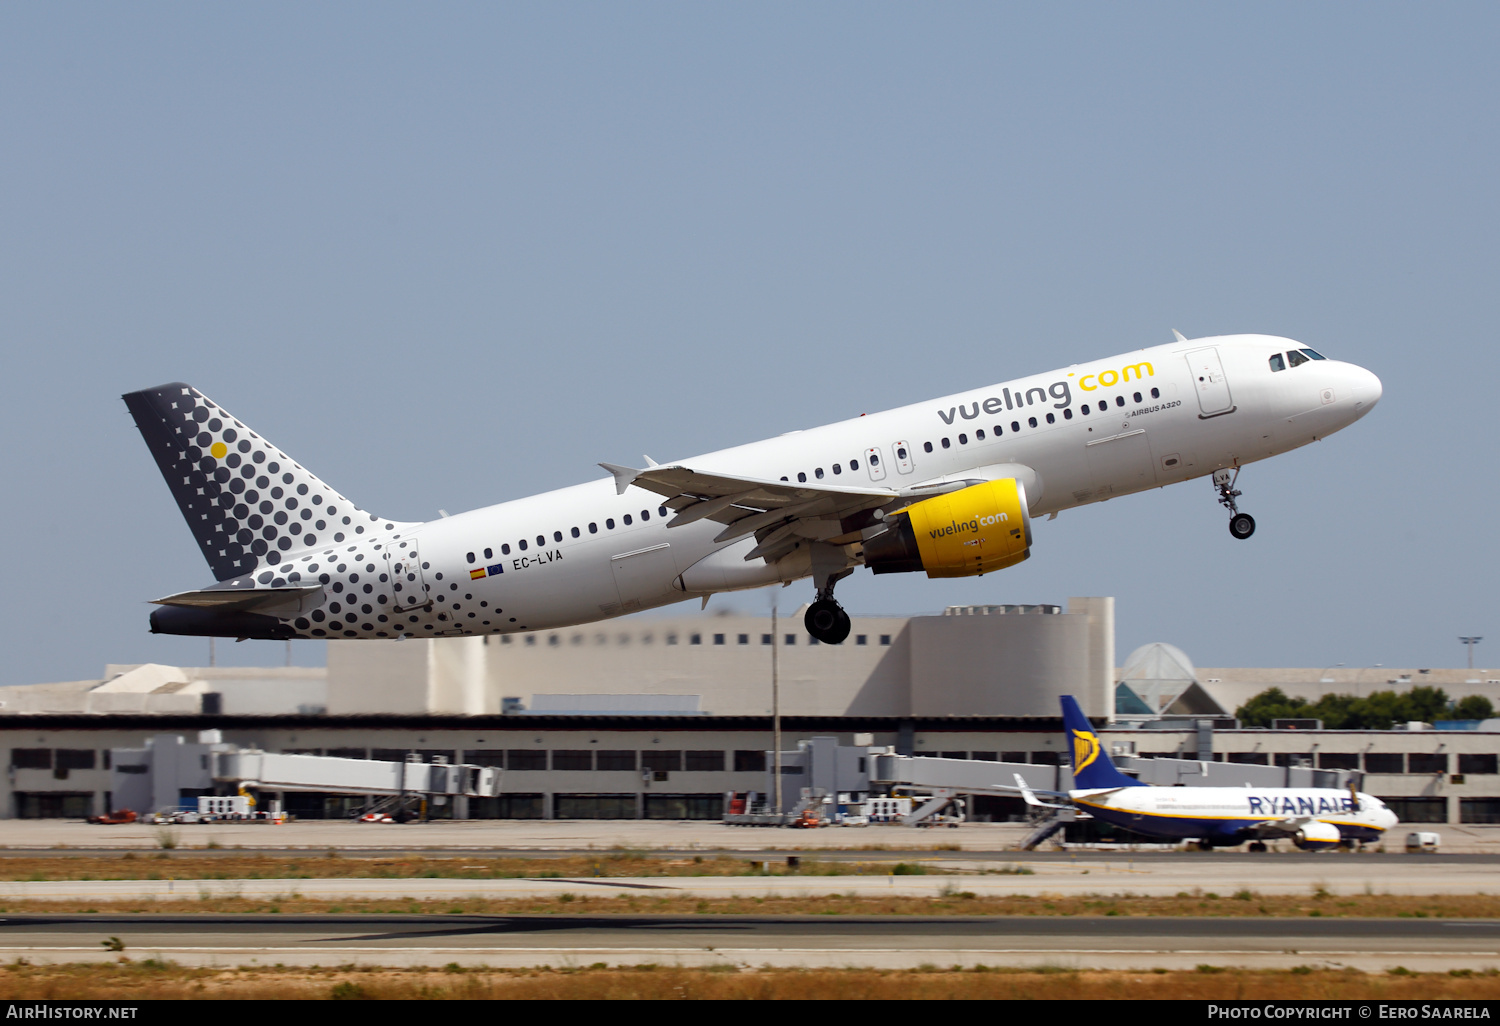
[1214, 468, 1256, 540]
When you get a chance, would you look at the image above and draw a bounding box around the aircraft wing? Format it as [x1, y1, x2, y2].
[600, 462, 904, 563]
[1244, 817, 1314, 839]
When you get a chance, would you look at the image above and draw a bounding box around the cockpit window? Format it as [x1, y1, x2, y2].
[1269, 354, 1285, 372]
[1286, 350, 1310, 368]
[1300, 348, 1326, 360]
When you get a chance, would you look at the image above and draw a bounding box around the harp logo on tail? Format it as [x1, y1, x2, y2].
[1072, 728, 1101, 774]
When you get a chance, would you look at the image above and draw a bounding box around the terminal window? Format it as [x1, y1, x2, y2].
[1364, 753, 1403, 773]
[1409, 753, 1449, 774]
[879, 635, 892, 645]
[1459, 754, 1498, 775]
[1317, 753, 1359, 770]
[553, 750, 593, 771]
[642, 750, 682, 773]
[10, 749, 50, 770]
[734, 750, 766, 772]
[596, 750, 636, 771]
[506, 750, 547, 771]
[685, 750, 725, 772]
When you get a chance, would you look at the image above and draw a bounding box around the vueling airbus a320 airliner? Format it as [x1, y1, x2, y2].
[125, 332, 1380, 645]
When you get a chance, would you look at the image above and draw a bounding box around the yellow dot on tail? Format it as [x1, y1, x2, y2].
[210, 442, 227, 459]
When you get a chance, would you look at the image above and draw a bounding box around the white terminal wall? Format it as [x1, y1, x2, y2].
[326, 598, 1114, 719]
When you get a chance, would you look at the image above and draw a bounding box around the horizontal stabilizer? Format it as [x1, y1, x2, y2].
[152, 586, 322, 614]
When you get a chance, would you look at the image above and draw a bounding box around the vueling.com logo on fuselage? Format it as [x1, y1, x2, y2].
[937, 361, 1155, 423]
[928, 513, 1007, 540]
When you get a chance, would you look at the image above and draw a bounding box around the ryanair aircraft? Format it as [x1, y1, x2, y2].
[124, 332, 1380, 645]
[1023, 696, 1400, 850]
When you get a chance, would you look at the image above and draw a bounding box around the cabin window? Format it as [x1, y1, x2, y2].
[466, 552, 475, 564]
[992, 424, 1003, 435]
[640, 509, 650, 521]
[536, 534, 545, 546]
[1151, 387, 1160, 398]
[870, 452, 880, 465]
[659, 506, 668, 517]
[957, 433, 967, 444]
[571, 527, 580, 538]
[851, 458, 860, 470]
[1063, 408, 1073, 420]
[832, 463, 842, 475]
[1115, 396, 1125, 407]
[501, 543, 511, 554]
[623, 514, 632, 525]
[553, 531, 563, 542]
[780, 476, 789, 481]
[606, 518, 615, 529]
[1028, 416, 1038, 428]
[588, 523, 597, 534]
[1045, 413, 1055, 424]
[518, 539, 528, 551]
[923, 442, 933, 453]
[1080, 405, 1090, 416]
[941, 437, 951, 449]
[975, 429, 985, 440]
[484, 547, 493, 559]
[797, 472, 807, 482]
[815, 467, 824, 479]
[1097, 401, 1107, 412]
[1011, 421, 1020, 432]
[1133, 392, 1142, 403]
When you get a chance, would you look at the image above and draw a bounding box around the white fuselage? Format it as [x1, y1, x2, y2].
[1072, 786, 1400, 843]
[262, 333, 1380, 638]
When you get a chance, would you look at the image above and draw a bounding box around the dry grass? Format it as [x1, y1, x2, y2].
[1, 961, 1496, 1000]
[0, 853, 903, 881]
[0, 890, 1495, 918]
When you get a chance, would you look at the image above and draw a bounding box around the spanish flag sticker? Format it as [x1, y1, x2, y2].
[469, 568, 486, 580]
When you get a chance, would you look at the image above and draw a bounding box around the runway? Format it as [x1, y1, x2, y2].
[3, 913, 1496, 972]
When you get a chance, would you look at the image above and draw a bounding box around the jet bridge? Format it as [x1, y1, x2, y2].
[108, 733, 503, 818]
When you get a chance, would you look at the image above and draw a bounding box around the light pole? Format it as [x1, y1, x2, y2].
[1319, 662, 1345, 684]
[771, 596, 781, 816]
[1460, 637, 1484, 671]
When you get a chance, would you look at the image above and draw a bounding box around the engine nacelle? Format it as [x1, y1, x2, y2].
[1292, 820, 1342, 851]
[863, 479, 1032, 579]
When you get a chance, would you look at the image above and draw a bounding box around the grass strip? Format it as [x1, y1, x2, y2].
[0, 891, 1492, 917]
[2, 961, 1498, 1000]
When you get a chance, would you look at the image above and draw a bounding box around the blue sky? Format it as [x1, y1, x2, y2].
[2, 4, 1497, 685]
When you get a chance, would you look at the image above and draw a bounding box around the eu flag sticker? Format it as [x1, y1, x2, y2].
[486, 564, 504, 576]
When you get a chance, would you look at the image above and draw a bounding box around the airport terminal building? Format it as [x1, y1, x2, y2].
[2, 597, 1497, 825]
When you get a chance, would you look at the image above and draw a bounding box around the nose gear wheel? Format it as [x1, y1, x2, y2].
[1213, 468, 1255, 541]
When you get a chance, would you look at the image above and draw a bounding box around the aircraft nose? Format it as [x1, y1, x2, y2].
[1348, 364, 1382, 412]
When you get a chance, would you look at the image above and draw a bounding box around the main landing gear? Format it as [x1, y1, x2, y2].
[805, 571, 853, 645]
[1214, 468, 1256, 540]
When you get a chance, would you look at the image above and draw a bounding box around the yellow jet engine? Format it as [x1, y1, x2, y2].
[862, 479, 1032, 578]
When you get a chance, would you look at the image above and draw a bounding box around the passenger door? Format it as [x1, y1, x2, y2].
[386, 539, 430, 612]
[1185, 347, 1236, 418]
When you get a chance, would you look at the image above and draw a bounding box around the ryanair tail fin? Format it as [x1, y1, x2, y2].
[123, 383, 409, 582]
[1060, 695, 1145, 790]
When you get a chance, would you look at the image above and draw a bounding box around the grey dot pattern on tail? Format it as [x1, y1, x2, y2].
[125, 382, 426, 640]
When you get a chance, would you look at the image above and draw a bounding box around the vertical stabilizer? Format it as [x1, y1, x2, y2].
[1060, 694, 1146, 790]
[123, 383, 411, 581]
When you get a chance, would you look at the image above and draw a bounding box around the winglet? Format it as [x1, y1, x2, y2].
[1172, 329, 1187, 342]
[599, 463, 641, 495]
[643, 455, 660, 468]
